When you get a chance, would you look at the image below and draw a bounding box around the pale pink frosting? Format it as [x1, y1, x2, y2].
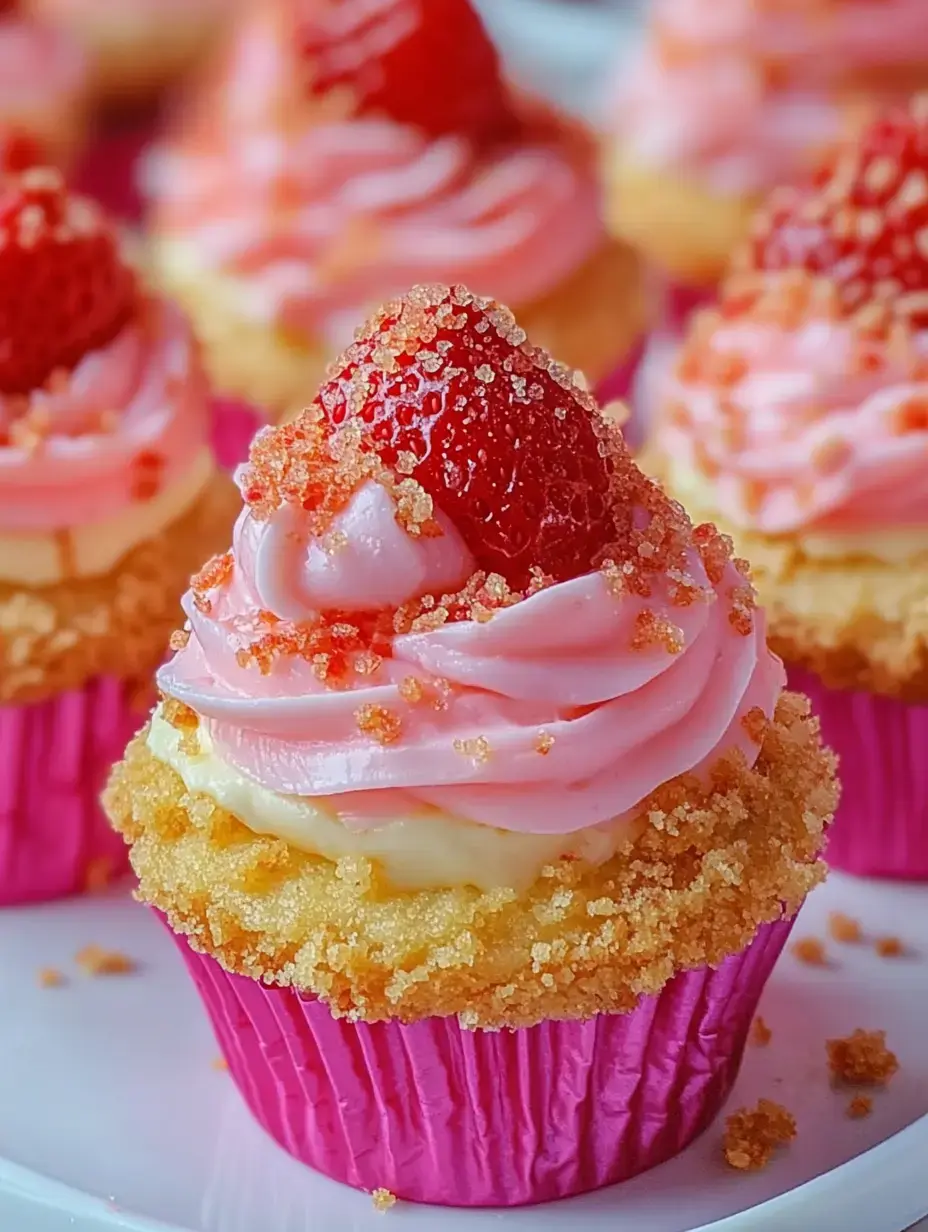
[652, 0, 928, 70]
[0, 299, 210, 532]
[661, 315, 928, 534]
[618, 50, 842, 195]
[616, 0, 928, 194]
[0, 15, 86, 115]
[159, 468, 783, 836]
[147, 4, 605, 348]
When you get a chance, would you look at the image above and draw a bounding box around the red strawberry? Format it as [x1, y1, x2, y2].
[298, 0, 519, 145]
[0, 168, 137, 395]
[743, 96, 928, 325]
[312, 284, 626, 589]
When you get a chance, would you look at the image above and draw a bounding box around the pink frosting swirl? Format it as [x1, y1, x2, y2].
[148, 3, 604, 346]
[159, 469, 783, 836]
[0, 14, 86, 116]
[651, 0, 928, 70]
[615, 0, 928, 194]
[661, 310, 928, 534]
[0, 298, 210, 532]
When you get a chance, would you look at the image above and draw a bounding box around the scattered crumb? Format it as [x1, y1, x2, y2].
[828, 912, 862, 944]
[723, 1099, 797, 1171]
[827, 1030, 899, 1086]
[791, 936, 827, 966]
[847, 1095, 873, 1119]
[371, 1188, 397, 1213]
[749, 1015, 772, 1047]
[211, 1056, 229, 1072]
[83, 855, 116, 894]
[37, 967, 65, 988]
[75, 945, 136, 976]
[875, 936, 903, 958]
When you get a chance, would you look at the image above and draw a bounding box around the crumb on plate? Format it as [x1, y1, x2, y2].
[83, 856, 116, 894]
[828, 912, 861, 943]
[827, 1030, 899, 1086]
[371, 1188, 397, 1212]
[75, 945, 136, 976]
[847, 1095, 873, 1119]
[212, 1056, 229, 1071]
[722, 1098, 797, 1171]
[875, 936, 903, 958]
[791, 936, 827, 965]
[749, 1015, 772, 1046]
[37, 967, 65, 988]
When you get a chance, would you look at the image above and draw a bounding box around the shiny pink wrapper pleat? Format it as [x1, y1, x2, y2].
[790, 667, 928, 880]
[0, 677, 138, 906]
[172, 916, 793, 1207]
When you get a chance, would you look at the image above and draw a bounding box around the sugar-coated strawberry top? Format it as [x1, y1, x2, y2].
[0, 167, 137, 394]
[0, 168, 138, 396]
[162, 285, 777, 837]
[243, 285, 673, 591]
[742, 95, 928, 327]
[298, 0, 519, 146]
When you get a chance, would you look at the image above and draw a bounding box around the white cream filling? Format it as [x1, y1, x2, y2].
[0, 448, 215, 586]
[666, 459, 928, 565]
[147, 707, 637, 893]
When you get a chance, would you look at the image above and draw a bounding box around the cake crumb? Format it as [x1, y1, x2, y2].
[371, 1188, 396, 1212]
[847, 1095, 873, 1119]
[82, 855, 116, 894]
[212, 1056, 229, 1072]
[37, 967, 65, 988]
[749, 1015, 772, 1047]
[75, 945, 136, 976]
[828, 912, 862, 944]
[791, 936, 827, 965]
[827, 1030, 899, 1086]
[875, 936, 903, 958]
[723, 1098, 797, 1171]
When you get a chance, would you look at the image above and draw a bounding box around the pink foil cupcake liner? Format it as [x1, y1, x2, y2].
[0, 677, 140, 906]
[211, 399, 268, 473]
[790, 667, 928, 880]
[171, 915, 793, 1207]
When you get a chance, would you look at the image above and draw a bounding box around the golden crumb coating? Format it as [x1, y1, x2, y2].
[104, 692, 835, 1029]
[640, 450, 928, 701]
[0, 474, 238, 705]
[699, 527, 928, 701]
[151, 238, 645, 422]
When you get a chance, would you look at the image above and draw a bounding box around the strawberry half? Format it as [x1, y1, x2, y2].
[0, 168, 137, 395]
[743, 96, 928, 325]
[312, 284, 625, 590]
[298, 0, 519, 145]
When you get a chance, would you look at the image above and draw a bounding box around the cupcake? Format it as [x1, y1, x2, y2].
[651, 96, 928, 879]
[145, 0, 645, 447]
[604, 0, 928, 312]
[0, 167, 237, 906]
[23, 0, 235, 107]
[0, 4, 89, 168]
[104, 284, 835, 1206]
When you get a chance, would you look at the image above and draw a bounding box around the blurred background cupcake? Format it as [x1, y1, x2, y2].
[142, 0, 646, 456]
[647, 96, 928, 880]
[105, 284, 835, 1206]
[0, 168, 237, 906]
[604, 0, 928, 332]
[0, 1, 89, 169]
[23, 0, 239, 109]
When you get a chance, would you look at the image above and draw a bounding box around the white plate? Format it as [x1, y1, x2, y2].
[1, 873, 927, 1232]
